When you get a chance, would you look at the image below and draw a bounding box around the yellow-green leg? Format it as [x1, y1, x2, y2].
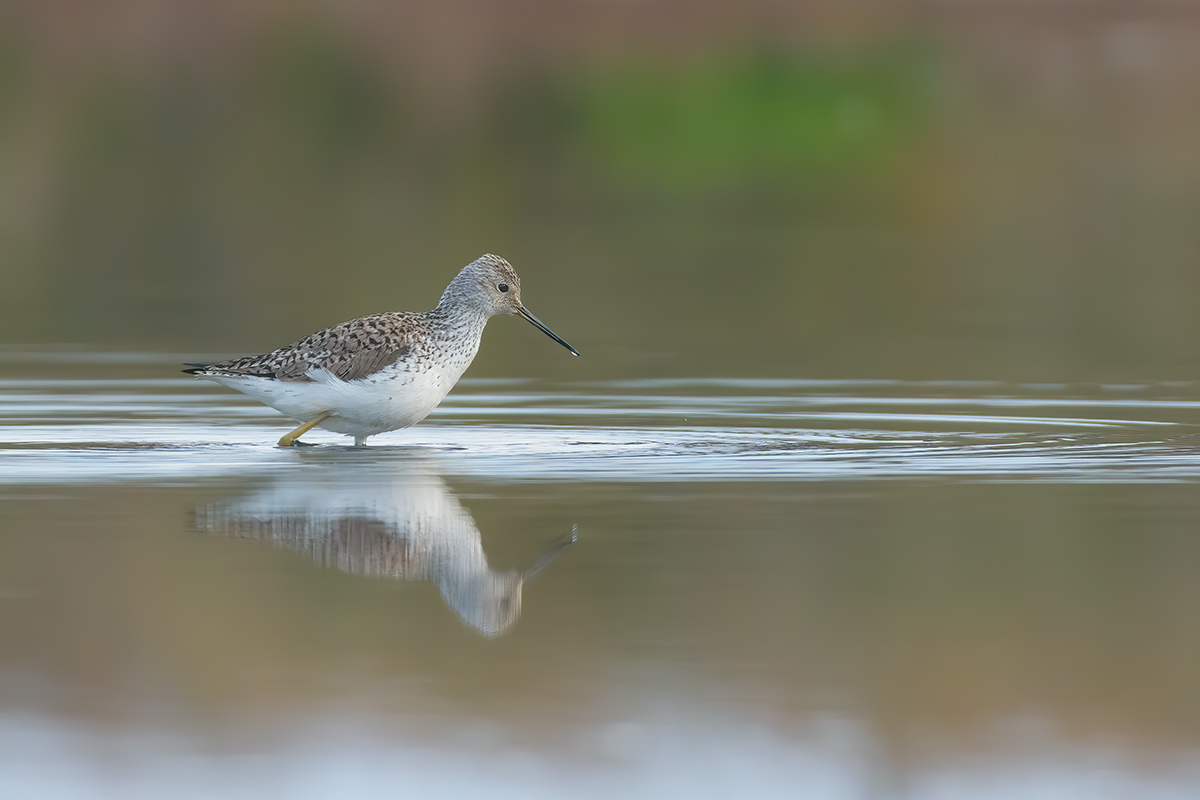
[278, 412, 332, 448]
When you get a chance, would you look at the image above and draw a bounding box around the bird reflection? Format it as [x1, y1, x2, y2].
[197, 459, 575, 638]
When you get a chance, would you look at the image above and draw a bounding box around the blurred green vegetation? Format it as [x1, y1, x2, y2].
[495, 46, 932, 193]
[2, 13, 1200, 383]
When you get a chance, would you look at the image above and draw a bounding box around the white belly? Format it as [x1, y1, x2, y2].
[204, 363, 461, 439]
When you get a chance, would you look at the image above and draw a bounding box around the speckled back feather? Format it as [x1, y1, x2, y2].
[187, 312, 419, 382]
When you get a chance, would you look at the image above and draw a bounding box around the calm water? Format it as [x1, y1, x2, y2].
[4, 350, 1200, 799]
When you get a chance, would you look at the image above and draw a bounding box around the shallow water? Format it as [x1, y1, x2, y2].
[4, 350, 1200, 798]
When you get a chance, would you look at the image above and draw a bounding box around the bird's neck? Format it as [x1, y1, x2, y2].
[425, 297, 491, 348]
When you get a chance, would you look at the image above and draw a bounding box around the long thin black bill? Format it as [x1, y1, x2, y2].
[519, 306, 580, 356]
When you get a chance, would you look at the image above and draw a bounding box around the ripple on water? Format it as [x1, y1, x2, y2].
[2, 368, 1200, 484]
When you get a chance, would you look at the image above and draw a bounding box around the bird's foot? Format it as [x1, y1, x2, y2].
[277, 412, 332, 448]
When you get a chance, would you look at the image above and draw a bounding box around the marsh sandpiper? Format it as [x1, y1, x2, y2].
[184, 254, 578, 446]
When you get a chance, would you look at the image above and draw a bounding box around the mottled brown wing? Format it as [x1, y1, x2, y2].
[193, 313, 413, 382]
[324, 340, 411, 381]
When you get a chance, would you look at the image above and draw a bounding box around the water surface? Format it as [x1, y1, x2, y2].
[3, 351, 1200, 798]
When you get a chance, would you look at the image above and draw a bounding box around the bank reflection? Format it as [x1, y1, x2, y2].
[198, 461, 574, 638]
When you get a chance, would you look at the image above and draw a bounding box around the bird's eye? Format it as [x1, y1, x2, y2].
[497, 283, 509, 293]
